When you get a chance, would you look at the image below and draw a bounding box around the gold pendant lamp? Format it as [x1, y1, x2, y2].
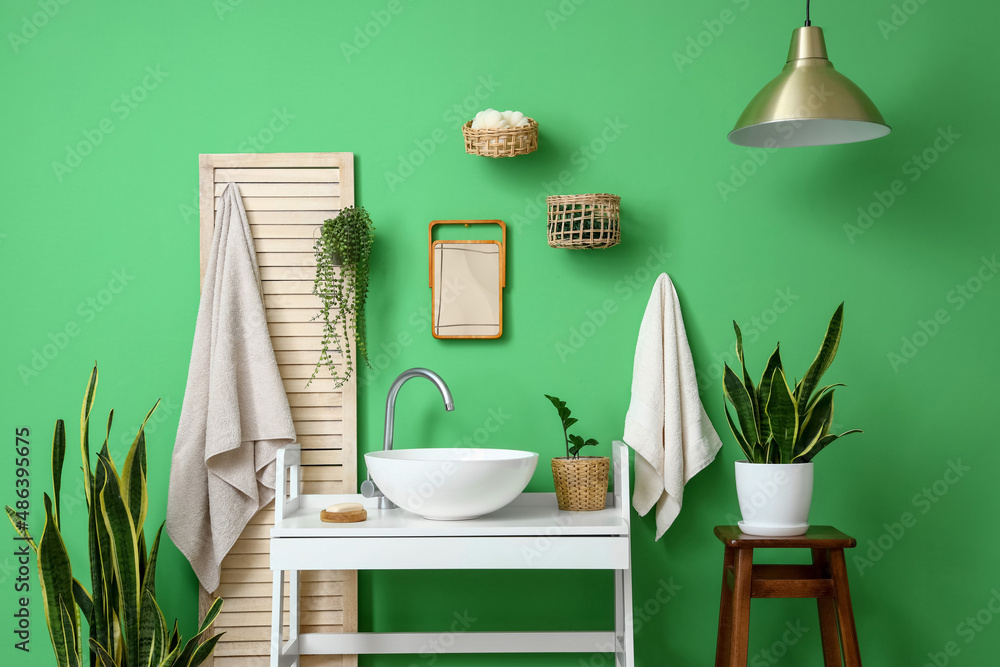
[728, 0, 890, 147]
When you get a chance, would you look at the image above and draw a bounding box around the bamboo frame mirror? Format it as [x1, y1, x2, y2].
[428, 220, 506, 339]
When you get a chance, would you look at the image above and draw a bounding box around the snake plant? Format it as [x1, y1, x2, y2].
[6, 365, 224, 667]
[722, 303, 862, 464]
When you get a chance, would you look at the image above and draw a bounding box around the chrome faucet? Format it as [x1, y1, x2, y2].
[361, 368, 455, 509]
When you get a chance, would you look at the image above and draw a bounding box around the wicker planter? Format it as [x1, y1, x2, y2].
[551, 456, 610, 511]
[547, 193, 621, 249]
[462, 119, 538, 158]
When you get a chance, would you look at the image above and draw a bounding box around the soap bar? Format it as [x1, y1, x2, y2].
[325, 502, 364, 513]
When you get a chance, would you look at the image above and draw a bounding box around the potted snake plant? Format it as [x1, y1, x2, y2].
[545, 395, 608, 511]
[722, 303, 862, 536]
[5, 365, 224, 666]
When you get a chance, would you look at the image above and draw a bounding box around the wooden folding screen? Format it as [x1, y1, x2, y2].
[198, 153, 357, 666]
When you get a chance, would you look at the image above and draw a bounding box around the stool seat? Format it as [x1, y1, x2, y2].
[714, 525, 856, 549]
[714, 525, 863, 667]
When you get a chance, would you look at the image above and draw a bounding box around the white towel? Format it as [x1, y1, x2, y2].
[166, 183, 296, 592]
[623, 273, 723, 540]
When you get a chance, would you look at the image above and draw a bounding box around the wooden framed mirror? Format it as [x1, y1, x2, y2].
[428, 220, 506, 339]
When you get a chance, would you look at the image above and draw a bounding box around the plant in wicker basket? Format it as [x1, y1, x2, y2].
[544, 395, 610, 512]
[312, 206, 375, 388]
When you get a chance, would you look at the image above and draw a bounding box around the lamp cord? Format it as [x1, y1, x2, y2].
[805, 0, 811, 26]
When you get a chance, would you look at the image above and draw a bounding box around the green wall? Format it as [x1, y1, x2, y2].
[3, 0, 999, 665]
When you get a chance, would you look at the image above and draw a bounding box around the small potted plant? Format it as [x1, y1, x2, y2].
[723, 303, 862, 536]
[545, 395, 609, 511]
[312, 205, 375, 388]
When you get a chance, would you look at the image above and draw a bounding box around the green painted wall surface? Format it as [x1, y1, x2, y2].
[3, 1, 999, 664]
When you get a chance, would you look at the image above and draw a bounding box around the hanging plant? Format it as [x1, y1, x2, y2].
[312, 205, 375, 387]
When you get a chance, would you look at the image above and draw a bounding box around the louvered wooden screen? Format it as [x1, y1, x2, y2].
[198, 153, 357, 667]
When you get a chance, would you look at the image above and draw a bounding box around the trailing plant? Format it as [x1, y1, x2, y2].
[722, 302, 863, 464]
[312, 205, 375, 388]
[545, 395, 599, 459]
[6, 366, 224, 667]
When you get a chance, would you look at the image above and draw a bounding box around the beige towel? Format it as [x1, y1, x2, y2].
[623, 273, 723, 540]
[167, 183, 296, 592]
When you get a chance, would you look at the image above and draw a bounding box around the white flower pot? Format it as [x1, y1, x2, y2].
[734, 461, 814, 537]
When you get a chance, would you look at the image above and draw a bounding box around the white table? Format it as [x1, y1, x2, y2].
[270, 440, 634, 666]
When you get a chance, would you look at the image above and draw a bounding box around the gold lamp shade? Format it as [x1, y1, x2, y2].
[728, 26, 890, 147]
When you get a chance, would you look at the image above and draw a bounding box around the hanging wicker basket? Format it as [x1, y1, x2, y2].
[462, 119, 538, 158]
[551, 456, 610, 511]
[546, 193, 621, 249]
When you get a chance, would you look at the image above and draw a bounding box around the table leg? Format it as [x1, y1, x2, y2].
[615, 565, 635, 667]
[715, 546, 735, 666]
[830, 549, 863, 667]
[729, 548, 753, 667]
[289, 569, 300, 660]
[812, 549, 843, 667]
[270, 569, 285, 667]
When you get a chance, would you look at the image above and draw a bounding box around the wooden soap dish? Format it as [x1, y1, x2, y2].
[320, 504, 367, 523]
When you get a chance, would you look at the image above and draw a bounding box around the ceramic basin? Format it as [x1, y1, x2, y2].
[364, 448, 539, 520]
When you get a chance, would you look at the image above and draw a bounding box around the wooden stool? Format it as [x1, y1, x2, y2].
[714, 525, 862, 667]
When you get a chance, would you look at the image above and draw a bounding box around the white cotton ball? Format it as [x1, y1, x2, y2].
[481, 109, 502, 129]
[496, 119, 510, 128]
[509, 111, 524, 125]
[471, 117, 482, 129]
[515, 117, 530, 127]
[501, 110, 514, 123]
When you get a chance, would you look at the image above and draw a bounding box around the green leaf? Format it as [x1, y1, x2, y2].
[796, 303, 844, 414]
[58, 597, 82, 667]
[80, 365, 98, 506]
[724, 406, 754, 461]
[804, 383, 845, 414]
[122, 400, 159, 538]
[793, 390, 835, 461]
[175, 599, 225, 667]
[723, 364, 759, 446]
[756, 345, 783, 444]
[733, 321, 760, 428]
[143, 524, 164, 597]
[5, 505, 37, 552]
[97, 452, 141, 667]
[52, 420, 66, 528]
[72, 579, 93, 626]
[764, 368, 799, 464]
[138, 590, 167, 667]
[89, 638, 120, 667]
[197, 597, 224, 636]
[89, 450, 115, 653]
[38, 494, 78, 667]
[187, 633, 225, 667]
[798, 429, 863, 463]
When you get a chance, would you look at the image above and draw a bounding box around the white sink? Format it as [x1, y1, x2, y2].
[364, 448, 539, 520]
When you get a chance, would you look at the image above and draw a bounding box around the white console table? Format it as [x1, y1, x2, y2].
[270, 441, 634, 666]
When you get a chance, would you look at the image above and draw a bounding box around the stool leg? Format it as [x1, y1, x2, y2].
[715, 546, 735, 666]
[730, 548, 753, 666]
[812, 549, 843, 667]
[830, 548, 863, 667]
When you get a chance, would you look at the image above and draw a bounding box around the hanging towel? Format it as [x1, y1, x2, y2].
[623, 273, 723, 540]
[166, 182, 296, 593]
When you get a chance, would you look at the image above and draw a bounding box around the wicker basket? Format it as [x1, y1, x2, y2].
[547, 193, 621, 249]
[551, 456, 610, 511]
[462, 119, 538, 158]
